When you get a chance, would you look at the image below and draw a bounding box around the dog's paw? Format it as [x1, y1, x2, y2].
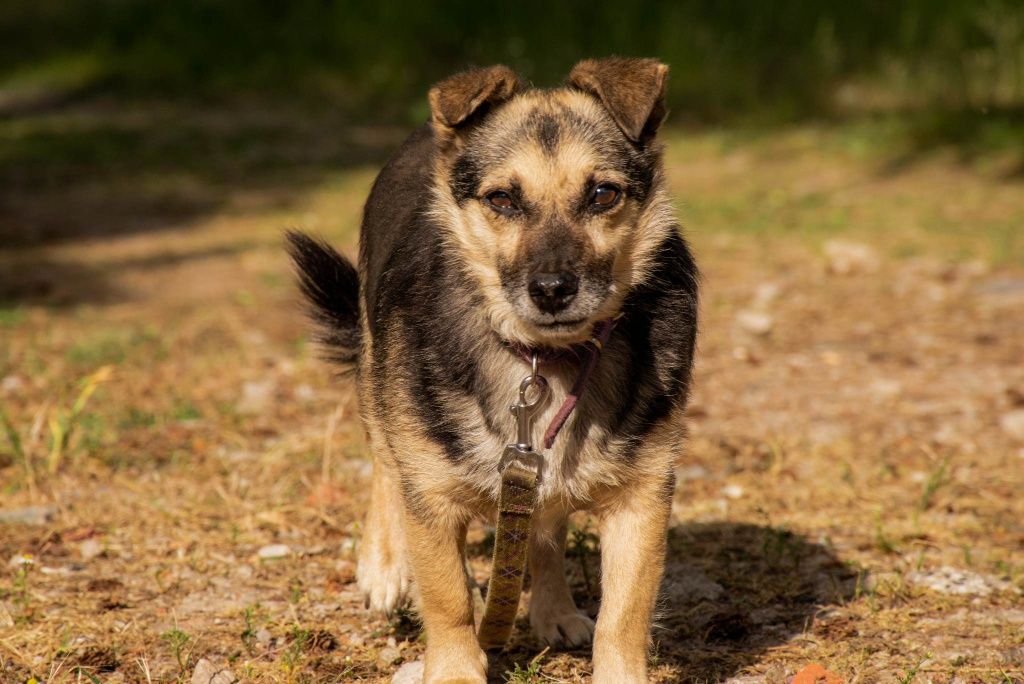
[356, 547, 411, 616]
[530, 609, 595, 648]
[424, 638, 487, 684]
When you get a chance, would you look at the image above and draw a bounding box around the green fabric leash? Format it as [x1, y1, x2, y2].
[476, 363, 547, 651]
[477, 321, 616, 650]
[477, 460, 539, 650]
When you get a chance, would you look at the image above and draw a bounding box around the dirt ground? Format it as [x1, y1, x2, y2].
[1, 106, 1023, 683]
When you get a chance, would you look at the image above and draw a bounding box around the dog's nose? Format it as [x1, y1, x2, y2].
[528, 271, 579, 314]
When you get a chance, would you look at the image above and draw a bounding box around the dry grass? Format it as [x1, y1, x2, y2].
[1, 112, 1023, 683]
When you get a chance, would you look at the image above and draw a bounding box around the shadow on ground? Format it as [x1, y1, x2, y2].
[488, 522, 855, 682]
[0, 97, 406, 306]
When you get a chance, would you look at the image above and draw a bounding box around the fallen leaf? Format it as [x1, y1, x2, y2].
[791, 663, 843, 684]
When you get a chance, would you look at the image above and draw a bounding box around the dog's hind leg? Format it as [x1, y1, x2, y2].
[528, 509, 595, 648]
[356, 456, 411, 615]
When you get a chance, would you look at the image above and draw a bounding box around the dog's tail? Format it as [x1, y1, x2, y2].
[285, 231, 361, 369]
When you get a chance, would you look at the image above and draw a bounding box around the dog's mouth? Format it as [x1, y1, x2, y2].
[536, 317, 587, 329]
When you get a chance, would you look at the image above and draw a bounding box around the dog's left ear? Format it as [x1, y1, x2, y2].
[569, 58, 669, 143]
[429, 65, 523, 144]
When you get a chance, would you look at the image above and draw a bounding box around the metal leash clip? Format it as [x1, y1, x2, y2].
[497, 353, 547, 477]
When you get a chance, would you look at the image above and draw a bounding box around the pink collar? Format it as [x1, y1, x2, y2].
[505, 317, 619, 449]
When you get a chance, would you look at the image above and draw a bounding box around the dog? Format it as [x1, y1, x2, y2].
[288, 57, 698, 683]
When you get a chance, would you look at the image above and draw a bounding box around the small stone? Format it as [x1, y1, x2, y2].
[0, 375, 23, 394]
[825, 239, 879, 275]
[255, 627, 272, 644]
[391, 660, 424, 684]
[999, 410, 1024, 442]
[908, 566, 1018, 597]
[257, 544, 291, 560]
[721, 484, 744, 500]
[732, 346, 760, 364]
[191, 658, 238, 684]
[664, 562, 724, 602]
[0, 506, 57, 526]
[79, 538, 103, 560]
[237, 380, 275, 415]
[735, 309, 774, 336]
[377, 645, 402, 668]
[868, 378, 902, 398]
[753, 282, 781, 306]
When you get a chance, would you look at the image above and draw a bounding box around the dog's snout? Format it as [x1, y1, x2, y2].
[528, 271, 579, 314]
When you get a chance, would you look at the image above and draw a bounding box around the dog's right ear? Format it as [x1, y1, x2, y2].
[429, 65, 522, 145]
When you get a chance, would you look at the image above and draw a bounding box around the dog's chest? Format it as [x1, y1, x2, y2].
[458, 353, 630, 508]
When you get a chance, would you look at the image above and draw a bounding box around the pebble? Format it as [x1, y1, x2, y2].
[257, 544, 291, 560]
[0, 374, 23, 394]
[907, 566, 1018, 597]
[824, 239, 879, 275]
[999, 410, 1024, 442]
[753, 282, 781, 306]
[255, 627, 272, 644]
[391, 660, 424, 684]
[664, 563, 724, 602]
[237, 380, 275, 415]
[191, 658, 238, 684]
[79, 538, 104, 560]
[721, 484, 745, 500]
[0, 506, 57, 526]
[735, 309, 774, 336]
[377, 645, 402, 668]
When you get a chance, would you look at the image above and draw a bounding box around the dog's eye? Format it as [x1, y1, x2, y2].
[486, 191, 515, 212]
[591, 183, 621, 208]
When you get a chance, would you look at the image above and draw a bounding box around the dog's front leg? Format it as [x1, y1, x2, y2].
[528, 509, 595, 647]
[592, 473, 673, 683]
[405, 508, 487, 684]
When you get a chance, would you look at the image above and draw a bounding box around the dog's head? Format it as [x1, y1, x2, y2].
[429, 58, 675, 347]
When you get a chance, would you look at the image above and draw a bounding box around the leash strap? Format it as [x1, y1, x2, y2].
[477, 319, 619, 649]
[477, 460, 538, 650]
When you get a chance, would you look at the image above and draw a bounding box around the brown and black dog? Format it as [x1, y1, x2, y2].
[288, 57, 698, 683]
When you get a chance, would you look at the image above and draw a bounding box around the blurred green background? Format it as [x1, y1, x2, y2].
[1, 0, 1023, 252]
[4, 0, 1024, 122]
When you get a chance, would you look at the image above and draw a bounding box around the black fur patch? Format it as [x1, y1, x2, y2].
[533, 113, 561, 153]
[450, 152, 482, 203]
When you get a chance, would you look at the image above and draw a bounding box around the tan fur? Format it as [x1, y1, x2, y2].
[430, 89, 676, 349]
